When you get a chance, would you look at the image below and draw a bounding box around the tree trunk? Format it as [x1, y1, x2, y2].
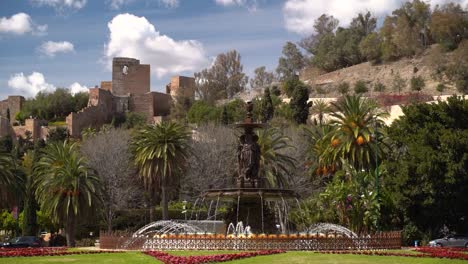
[65, 215, 76, 247]
[149, 194, 155, 222]
[107, 208, 112, 233]
[161, 184, 168, 220]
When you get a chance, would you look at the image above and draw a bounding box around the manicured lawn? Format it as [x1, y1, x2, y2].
[1, 250, 467, 264]
[0, 252, 159, 264]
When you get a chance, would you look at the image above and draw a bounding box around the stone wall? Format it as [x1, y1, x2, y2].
[0, 116, 10, 138]
[166, 76, 195, 98]
[66, 88, 114, 137]
[112, 57, 150, 96]
[101, 81, 112, 92]
[129, 93, 154, 122]
[152, 92, 171, 117]
[0, 96, 25, 124]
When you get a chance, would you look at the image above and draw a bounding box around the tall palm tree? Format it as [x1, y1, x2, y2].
[0, 152, 19, 207]
[34, 142, 100, 247]
[325, 95, 389, 171]
[132, 121, 191, 220]
[257, 128, 296, 188]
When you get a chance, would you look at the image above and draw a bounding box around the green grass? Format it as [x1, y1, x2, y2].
[0, 252, 158, 264]
[1, 251, 466, 264]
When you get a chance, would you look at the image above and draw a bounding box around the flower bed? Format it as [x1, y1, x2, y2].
[144, 249, 286, 264]
[0, 247, 122, 258]
[318, 247, 468, 261]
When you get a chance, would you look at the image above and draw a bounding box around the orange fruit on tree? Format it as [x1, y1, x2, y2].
[356, 136, 365, 145]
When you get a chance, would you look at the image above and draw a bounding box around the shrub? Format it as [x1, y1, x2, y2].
[354, 80, 369, 94]
[337, 82, 350, 95]
[410, 76, 425, 92]
[374, 82, 386, 92]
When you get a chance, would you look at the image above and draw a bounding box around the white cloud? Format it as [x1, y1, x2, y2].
[31, 0, 87, 10]
[108, 0, 131, 9]
[38, 41, 74, 57]
[0, 13, 47, 35]
[159, 0, 179, 8]
[8, 72, 88, 97]
[283, 0, 468, 35]
[69, 82, 88, 95]
[215, 0, 259, 11]
[104, 13, 208, 78]
[8, 72, 55, 97]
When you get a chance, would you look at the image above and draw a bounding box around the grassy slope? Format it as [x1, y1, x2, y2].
[1, 251, 467, 264]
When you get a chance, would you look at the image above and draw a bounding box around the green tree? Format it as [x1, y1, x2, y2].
[359, 32, 382, 62]
[289, 81, 310, 124]
[282, 78, 302, 97]
[392, 74, 407, 94]
[261, 88, 274, 123]
[410, 76, 425, 92]
[354, 80, 369, 94]
[250, 66, 275, 90]
[187, 101, 220, 124]
[385, 96, 468, 241]
[430, 3, 467, 51]
[34, 142, 100, 247]
[436, 83, 446, 95]
[445, 41, 468, 94]
[257, 128, 296, 188]
[276, 42, 304, 80]
[221, 106, 229, 125]
[0, 152, 19, 208]
[325, 95, 389, 171]
[195, 50, 248, 102]
[21, 150, 39, 236]
[132, 122, 191, 220]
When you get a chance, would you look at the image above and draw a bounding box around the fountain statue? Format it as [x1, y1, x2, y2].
[202, 101, 298, 234]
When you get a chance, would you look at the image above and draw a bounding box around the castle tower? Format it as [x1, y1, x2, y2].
[112, 57, 150, 96]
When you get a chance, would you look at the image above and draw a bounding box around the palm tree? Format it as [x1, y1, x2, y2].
[325, 95, 389, 171]
[132, 121, 191, 220]
[257, 128, 296, 188]
[34, 141, 100, 247]
[304, 124, 336, 177]
[0, 152, 19, 207]
[310, 99, 330, 126]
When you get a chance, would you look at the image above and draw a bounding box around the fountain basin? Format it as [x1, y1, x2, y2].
[202, 188, 298, 201]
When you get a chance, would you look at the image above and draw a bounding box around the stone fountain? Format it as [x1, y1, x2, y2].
[202, 101, 298, 234]
[101, 101, 402, 250]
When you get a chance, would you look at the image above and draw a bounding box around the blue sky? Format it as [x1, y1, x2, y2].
[0, 0, 299, 99]
[1, 0, 466, 100]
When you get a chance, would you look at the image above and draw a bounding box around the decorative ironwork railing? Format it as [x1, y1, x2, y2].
[99, 231, 401, 251]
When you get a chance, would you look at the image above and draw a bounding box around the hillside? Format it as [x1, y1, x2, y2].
[300, 45, 457, 96]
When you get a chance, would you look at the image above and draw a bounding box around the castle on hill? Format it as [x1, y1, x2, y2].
[0, 57, 195, 140]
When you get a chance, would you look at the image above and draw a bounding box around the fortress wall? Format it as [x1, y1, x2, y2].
[130, 93, 154, 122]
[66, 88, 114, 137]
[0, 96, 25, 124]
[152, 92, 171, 116]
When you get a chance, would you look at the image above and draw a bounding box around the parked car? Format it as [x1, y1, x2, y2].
[0, 236, 42, 248]
[429, 234, 468, 248]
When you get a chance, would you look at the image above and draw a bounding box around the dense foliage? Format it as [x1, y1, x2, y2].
[16, 89, 88, 123]
[297, 0, 467, 76]
[384, 96, 468, 243]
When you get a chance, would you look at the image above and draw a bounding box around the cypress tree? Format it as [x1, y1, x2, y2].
[290, 82, 310, 124]
[262, 88, 274, 123]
